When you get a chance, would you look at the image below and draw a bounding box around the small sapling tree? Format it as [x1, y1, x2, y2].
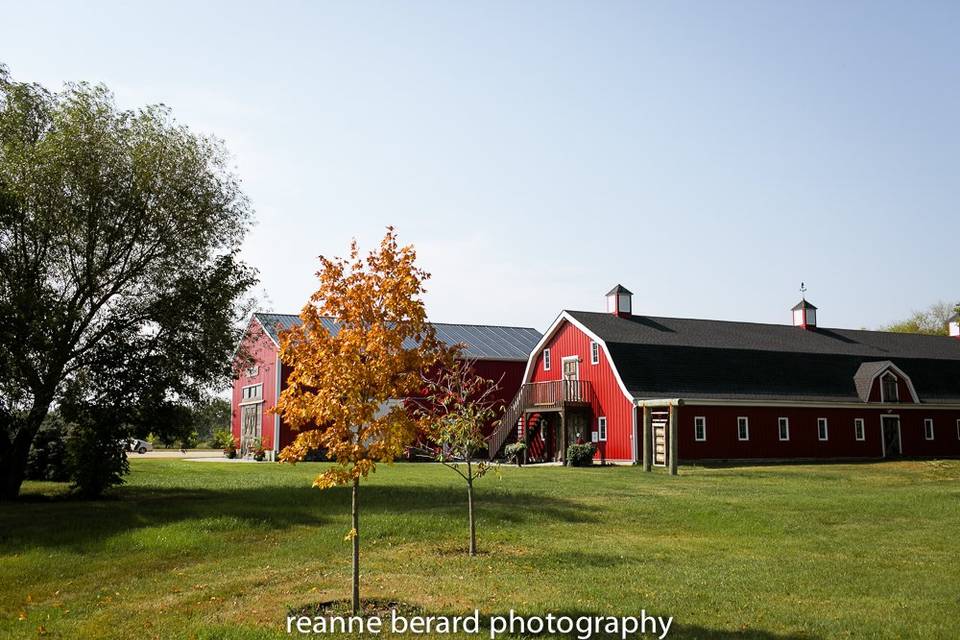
[414, 358, 504, 556]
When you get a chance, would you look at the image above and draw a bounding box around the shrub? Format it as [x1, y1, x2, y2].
[211, 428, 236, 449]
[65, 423, 130, 498]
[504, 442, 526, 466]
[26, 413, 70, 481]
[566, 443, 596, 467]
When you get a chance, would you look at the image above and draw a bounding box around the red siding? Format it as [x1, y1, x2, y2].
[231, 318, 280, 452]
[529, 320, 635, 461]
[678, 405, 960, 459]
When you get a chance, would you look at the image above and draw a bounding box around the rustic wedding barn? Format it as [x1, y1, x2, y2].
[231, 313, 541, 459]
[487, 286, 960, 468]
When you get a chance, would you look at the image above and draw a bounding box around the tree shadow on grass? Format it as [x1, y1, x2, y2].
[0, 482, 595, 553]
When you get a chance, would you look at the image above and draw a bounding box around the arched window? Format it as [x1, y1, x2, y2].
[881, 372, 899, 402]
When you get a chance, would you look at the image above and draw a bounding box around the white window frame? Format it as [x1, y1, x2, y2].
[737, 416, 749, 441]
[590, 341, 599, 365]
[543, 348, 551, 371]
[817, 417, 829, 441]
[854, 418, 865, 441]
[924, 418, 934, 441]
[778, 417, 790, 441]
[956, 419, 960, 441]
[240, 383, 263, 405]
[880, 372, 899, 402]
[597, 416, 607, 442]
[694, 416, 706, 442]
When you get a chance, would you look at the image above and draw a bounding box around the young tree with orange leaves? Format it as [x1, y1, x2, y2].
[275, 228, 447, 614]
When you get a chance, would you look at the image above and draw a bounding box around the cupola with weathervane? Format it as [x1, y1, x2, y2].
[949, 311, 960, 338]
[606, 284, 633, 318]
[791, 283, 817, 329]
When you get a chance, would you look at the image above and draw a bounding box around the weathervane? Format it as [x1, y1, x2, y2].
[800, 282, 807, 300]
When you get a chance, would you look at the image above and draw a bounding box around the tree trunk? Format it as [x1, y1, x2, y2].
[351, 476, 360, 614]
[466, 461, 477, 556]
[0, 406, 50, 502]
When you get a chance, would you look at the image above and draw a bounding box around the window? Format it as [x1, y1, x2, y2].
[881, 373, 899, 402]
[241, 384, 262, 401]
[957, 419, 960, 441]
[597, 416, 607, 442]
[543, 348, 551, 371]
[737, 416, 749, 441]
[694, 416, 706, 442]
[854, 418, 865, 441]
[817, 418, 829, 441]
[590, 341, 600, 365]
[778, 417, 790, 441]
[924, 419, 934, 441]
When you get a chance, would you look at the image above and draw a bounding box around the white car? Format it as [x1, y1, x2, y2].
[127, 438, 153, 454]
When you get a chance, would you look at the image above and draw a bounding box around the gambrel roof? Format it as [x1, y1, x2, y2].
[565, 310, 960, 404]
[253, 313, 542, 362]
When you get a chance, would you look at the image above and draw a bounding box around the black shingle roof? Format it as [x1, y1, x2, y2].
[253, 313, 541, 361]
[567, 310, 960, 403]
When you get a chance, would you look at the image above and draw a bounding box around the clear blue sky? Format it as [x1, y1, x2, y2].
[3, 1, 957, 331]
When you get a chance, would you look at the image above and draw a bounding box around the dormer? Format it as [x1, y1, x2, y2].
[853, 361, 918, 404]
[606, 284, 633, 318]
[791, 298, 817, 329]
[949, 312, 959, 338]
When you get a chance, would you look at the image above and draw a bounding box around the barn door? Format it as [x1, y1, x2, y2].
[881, 416, 901, 458]
[240, 404, 262, 456]
[653, 420, 667, 466]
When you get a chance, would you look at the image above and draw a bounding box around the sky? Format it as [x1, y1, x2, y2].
[2, 1, 958, 332]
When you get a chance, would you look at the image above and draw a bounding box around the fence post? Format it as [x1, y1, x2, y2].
[668, 404, 679, 476]
[642, 405, 652, 472]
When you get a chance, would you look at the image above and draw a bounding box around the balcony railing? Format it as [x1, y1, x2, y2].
[487, 380, 594, 459]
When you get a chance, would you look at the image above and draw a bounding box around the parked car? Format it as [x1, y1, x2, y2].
[126, 438, 153, 454]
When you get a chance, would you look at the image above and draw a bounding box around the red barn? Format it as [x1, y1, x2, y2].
[232, 313, 541, 459]
[488, 285, 960, 468]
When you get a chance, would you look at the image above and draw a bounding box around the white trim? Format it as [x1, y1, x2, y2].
[879, 371, 900, 403]
[522, 312, 634, 403]
[817, 417, 829, 441]
[737, 416, 749, 441]
[561, 355, 580, 381]
[543, 348, 551, 371]
[694, 416, 706, 442]
[274, 352, 282, 457]
[670, 398, 960, 409]
[630, 406, 638, 463]
[924, 418, 934, 441]
[778, 417, 790, 441]
[956, 419, 960, 441]
[597, 416, 608, 442]
[854, 418, 865, 441]
[590, 341, 600, 365]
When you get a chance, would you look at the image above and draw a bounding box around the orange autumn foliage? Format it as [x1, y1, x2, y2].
[274, 228, 451, 488]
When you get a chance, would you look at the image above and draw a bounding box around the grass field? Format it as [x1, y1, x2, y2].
[2, 459, 959, 639]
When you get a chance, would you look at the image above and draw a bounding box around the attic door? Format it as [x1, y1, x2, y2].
[562, 357, 579, 381]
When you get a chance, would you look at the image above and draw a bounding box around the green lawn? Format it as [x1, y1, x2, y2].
[2, 459, 959, 639]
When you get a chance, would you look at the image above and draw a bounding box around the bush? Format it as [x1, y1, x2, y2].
[26, 414, 70, 481]
[504, 442, 526, 465]
[566, 443, 596, 467]
[65, 423, 130, 498]
[211, 428, 236, 449]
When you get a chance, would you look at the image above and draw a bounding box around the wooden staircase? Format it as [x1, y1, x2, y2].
[486, 380, 594, 460]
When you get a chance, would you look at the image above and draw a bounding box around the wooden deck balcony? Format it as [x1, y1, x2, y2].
[487, 380, 595, 459]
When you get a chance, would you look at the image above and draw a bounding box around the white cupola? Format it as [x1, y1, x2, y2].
[792, 298, 817, 329]
[949, 312, 959, 338]
[606, 284, 633, 318]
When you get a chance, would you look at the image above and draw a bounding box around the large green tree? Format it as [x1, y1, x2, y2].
[0, 65, 257, 499]
[883, 301, 957, 336]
